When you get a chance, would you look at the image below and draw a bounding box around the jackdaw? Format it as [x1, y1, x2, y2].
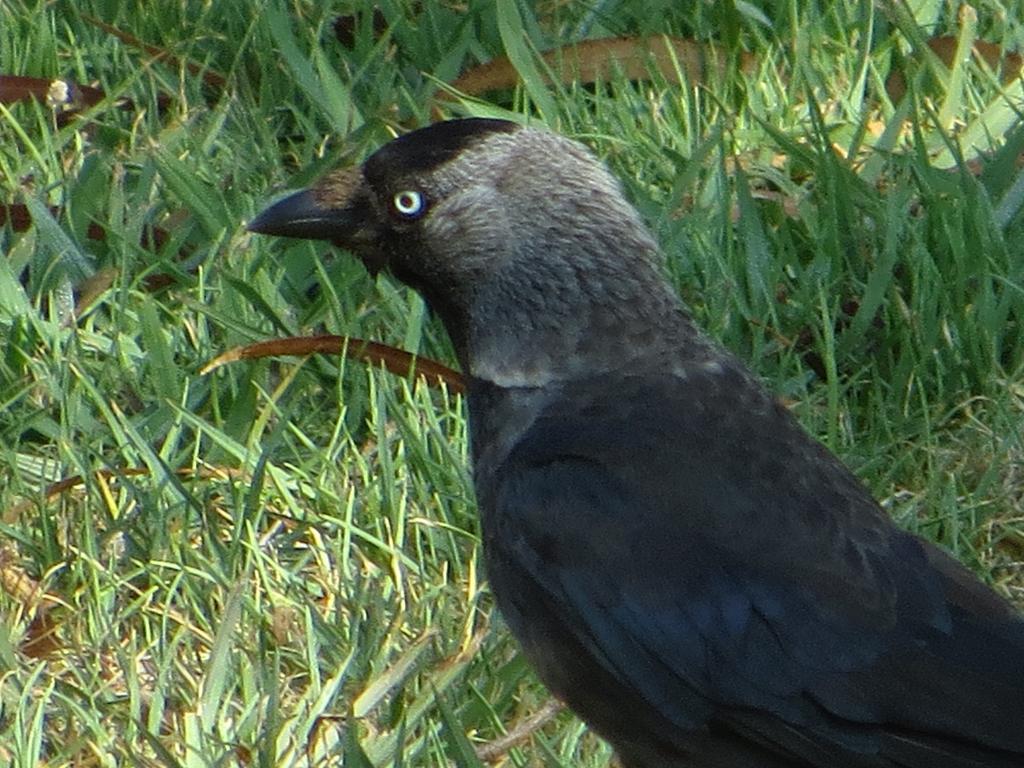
[249, 118, 1024, 767]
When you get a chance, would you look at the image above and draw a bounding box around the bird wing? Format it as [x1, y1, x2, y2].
[481, 364, 1024, 765]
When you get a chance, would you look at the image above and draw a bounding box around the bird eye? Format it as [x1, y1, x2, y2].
[392, 190, 425, 219]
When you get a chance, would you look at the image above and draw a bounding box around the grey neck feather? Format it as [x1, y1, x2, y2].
[463, 236, 703, 388]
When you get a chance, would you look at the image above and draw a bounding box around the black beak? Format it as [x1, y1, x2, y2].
[249, 189, 328, 238]
[248, 163, 380, 247]
[247, 188, 363, 242]
[249, 170, 387, 273]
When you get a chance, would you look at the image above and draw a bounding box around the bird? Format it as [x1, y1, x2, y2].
[249, 118, 1024, 767]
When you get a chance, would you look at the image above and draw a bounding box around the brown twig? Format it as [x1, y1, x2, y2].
[200, 334, 466, 393]
[474, 699, 566, 762]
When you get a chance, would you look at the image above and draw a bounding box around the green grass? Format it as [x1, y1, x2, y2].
[1, 1, 1023, 765]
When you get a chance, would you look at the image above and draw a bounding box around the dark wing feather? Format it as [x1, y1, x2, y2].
[476, 363, 1024, 767]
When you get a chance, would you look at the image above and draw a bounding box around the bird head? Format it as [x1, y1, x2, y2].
[249, 119, 690, 385]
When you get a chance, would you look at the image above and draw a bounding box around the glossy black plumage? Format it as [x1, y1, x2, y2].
[250, 119, 1024, 767]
